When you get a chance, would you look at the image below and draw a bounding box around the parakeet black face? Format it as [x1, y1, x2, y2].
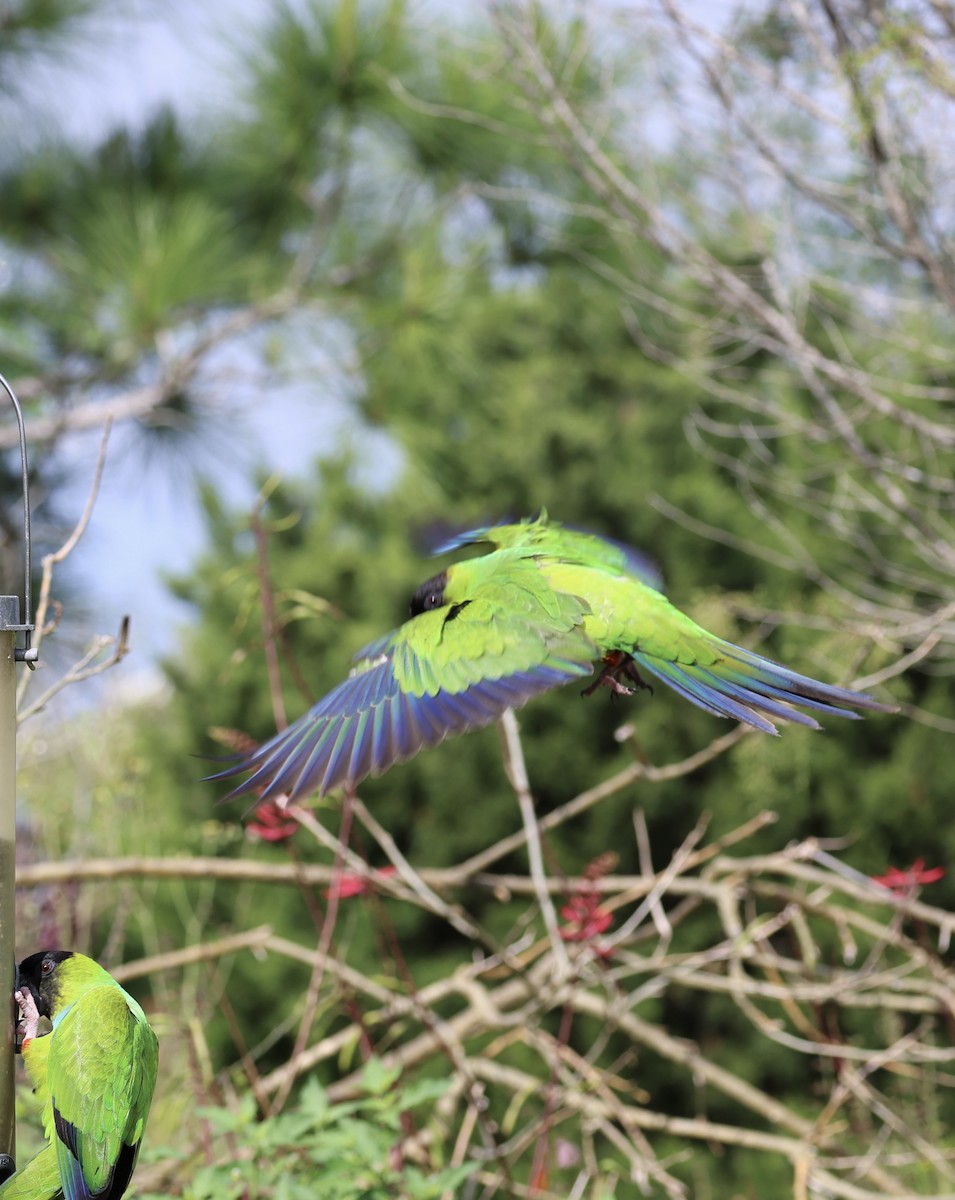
[409, 571, 448, 617]
[16, 950, 75, 1018]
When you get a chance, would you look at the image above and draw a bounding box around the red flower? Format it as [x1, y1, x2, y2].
[559, 891, 613, 943]
[325, 865, 397, 900]
[246, 799, 298, 842]
[872, 859, 945, 894]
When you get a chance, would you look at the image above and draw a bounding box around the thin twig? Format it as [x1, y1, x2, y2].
[498, 709, 570, 978]
[18, 418, 115, 711]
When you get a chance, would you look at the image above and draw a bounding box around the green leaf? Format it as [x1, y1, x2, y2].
[359, 1057, 402, 1096]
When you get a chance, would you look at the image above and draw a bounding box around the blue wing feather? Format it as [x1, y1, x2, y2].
[211, 652, 593, 803]
[53, 1110, 89, 1200]
[632, 635, 885, 734]
[320, 722, 359, 794]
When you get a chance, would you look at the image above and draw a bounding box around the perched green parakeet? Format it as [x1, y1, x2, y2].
[213, 514, 896, 803]
[8, 951, 158, 1200]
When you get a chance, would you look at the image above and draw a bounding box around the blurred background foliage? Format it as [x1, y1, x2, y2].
[3, 0, 954, 1195]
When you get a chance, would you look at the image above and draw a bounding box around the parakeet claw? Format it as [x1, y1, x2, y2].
[14, 987, 40, 1044]
[582, 673, 633, 698]
[581, 652, 653, 699]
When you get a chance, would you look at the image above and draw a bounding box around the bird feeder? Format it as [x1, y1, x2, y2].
[0, 371, 37, 1163]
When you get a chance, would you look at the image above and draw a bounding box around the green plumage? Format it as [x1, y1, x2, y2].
[212, 514, 896, 802]
[389, 550, 592, 696]
[0, 1147, 61, 1199]
[9, 952, 158, 1200]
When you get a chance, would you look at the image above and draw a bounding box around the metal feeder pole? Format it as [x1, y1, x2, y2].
[0, 372, 37, 1164]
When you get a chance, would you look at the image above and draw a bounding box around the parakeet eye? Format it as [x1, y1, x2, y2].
[40, 956, 55, 976]
[409, 572, 448, 617]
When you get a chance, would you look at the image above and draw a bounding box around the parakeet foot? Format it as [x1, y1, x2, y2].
[14, 987, 40, 1044]
[581, 652, 653, 699]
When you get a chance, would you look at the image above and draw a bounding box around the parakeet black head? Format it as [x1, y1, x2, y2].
[16, 950, 75, 1018]
[409, 571, 447, 617]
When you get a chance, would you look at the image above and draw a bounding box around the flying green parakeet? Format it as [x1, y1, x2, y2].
[8, 951, 158, 1200]
[212, 514, 896, 803]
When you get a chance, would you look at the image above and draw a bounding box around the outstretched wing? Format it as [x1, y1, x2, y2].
[435, 516, 665, 592]
[212, 556, 598, 803]
[48, 989, 158, 1200]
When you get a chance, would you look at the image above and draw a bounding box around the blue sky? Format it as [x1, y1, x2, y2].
[19, 1, 401, 675]
[15, 0, 725, 690]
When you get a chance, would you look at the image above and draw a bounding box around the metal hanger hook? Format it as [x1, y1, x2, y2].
[0, 372, 36, 667]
